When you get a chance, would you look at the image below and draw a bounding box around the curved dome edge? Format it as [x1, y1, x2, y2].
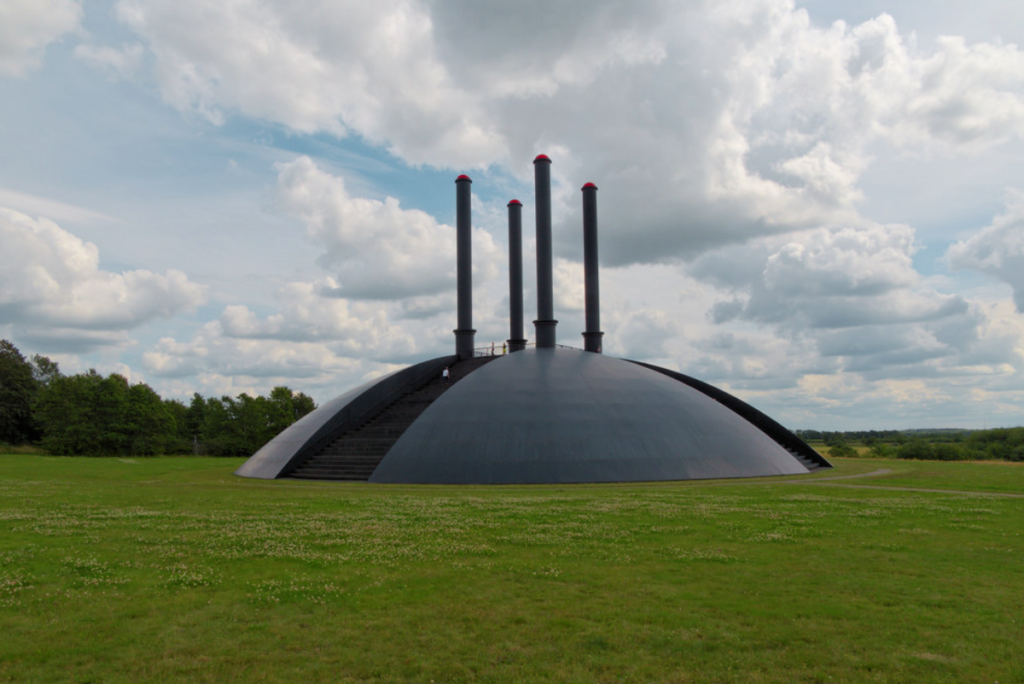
[235, 355, 455, 479]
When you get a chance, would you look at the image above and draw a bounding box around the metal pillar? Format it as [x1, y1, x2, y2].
[533, 155, 557, 347]
[507, 199, 527, 352]
[581, 182, 604, 353]
[454, 175, 476, 359]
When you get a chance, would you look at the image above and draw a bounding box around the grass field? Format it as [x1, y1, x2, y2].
[1, 455, 1022, 683]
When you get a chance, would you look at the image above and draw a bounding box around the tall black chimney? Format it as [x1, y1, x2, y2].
[454, 175, 475, 359]
[533, 155, 557, 348]
[581, 182, 604, 353]
[507, 199, 527, 352]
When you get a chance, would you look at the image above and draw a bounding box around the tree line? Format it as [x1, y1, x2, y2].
[796, 428, 1024, 462]
[5, 337, 1022, 461]
[0, 339, 315, 456]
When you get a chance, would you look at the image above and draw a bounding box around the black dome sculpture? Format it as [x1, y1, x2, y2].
[236, 157, 829, 483]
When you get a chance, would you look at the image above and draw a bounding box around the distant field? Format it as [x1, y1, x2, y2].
[805, 441, 874, 458]
[1, 455, 1022, 683]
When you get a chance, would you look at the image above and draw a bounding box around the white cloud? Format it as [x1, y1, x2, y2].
[99, 0, 1024, 269]
[684, 220, 1022, 385]
[430, 0, 669, 99]
[218, 279, 416, 359]
[616, 308, 679, 360]
[275, 156, 501, 300]
[0, 188, 116, 225]
[74, 43, 144, 78]
[0, 0, 82, 77]
[947, 192, 1024, 311]
[13, 0, 1024, 428]
[0, 208, 207, 351]
[113, 0, 503, 166]
[142, 323, 397, 402]
[141, 315, 418, 403]
[552, 258, 584, 314]
[891, 35, 1024, 151]
[701, 222, 959, 328]
[505, 2, 1024, 264]
[143, 322, 358, 381]
[140, 273, 447, 400]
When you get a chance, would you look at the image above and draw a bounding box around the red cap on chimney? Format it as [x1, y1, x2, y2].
[533, 154, 551, 163]
[582, 182, 597, 190]
[508, 199, 522, 206]
[456, 174, 471, 182]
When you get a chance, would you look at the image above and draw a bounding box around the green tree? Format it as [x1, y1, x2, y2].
[185, 393, 207, 447]
[933, 443, 965, 461]
[163, 399, 191, 454]
[202, 396, 245, 457]
[0, 340, 38, 444]
[266, 386, 317, 434]
[35, 370, 106, 455]
[292, 391, 316, 420]
[869, 442, 894, 458]
[825, 433, 857, 458]
[30, 354, 61, 387]
[896, 439, 935, 461]
[828, 442, 858, 459]
[95, 374, 131, 454]
[266, 387, 297, 436]
[198, 387, 317, 457]
[34, 371, 180, 456]
[124, 382, 176, 455]
[235, 393, 271, 455]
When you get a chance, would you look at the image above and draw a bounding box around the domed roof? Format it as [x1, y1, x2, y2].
[370, 348, 811, 484]
[235, 348, 827, 484]
[236, 156, 829, 485]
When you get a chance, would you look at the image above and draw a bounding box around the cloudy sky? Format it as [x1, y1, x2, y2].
[2, 0, 1023, 430]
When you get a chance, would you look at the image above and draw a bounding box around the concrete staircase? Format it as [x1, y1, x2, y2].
[286, 355, 499, 481]
[785, 446, 824, 472]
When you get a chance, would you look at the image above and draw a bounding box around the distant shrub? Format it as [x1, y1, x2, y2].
[798, 427, 1024, 462]
[932, 443, 966, 461]
[828, 443, 858, 459]
[896, 440, 935, 461]
[868, 443, 894, 458]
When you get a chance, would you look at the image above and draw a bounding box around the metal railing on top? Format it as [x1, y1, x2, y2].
[471, 342, 581, 357]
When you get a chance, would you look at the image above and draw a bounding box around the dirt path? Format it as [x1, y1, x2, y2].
[220, 466, 1024, 498]
[777, 468, 1024, 498]
[793, 468, 893, 482]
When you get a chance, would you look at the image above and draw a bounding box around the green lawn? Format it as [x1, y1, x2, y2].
[1, 455, 1022, 683]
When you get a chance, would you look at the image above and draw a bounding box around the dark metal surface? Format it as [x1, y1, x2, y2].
[507, 199, 527, 352]
[370, 348, 813, 484]
[235, 355, 455, 479]
[533, 155, 557, 347]
[454, 175, 475, 359]
[629, 360, 831, 470]
[285, 356, 496, 481]
[581, 182, 604, 353]
[237, 158, 827, 485]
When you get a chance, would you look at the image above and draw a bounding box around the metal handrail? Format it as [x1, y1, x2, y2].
[472, 342, 581, 356]
[280, 355, 455, 476]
